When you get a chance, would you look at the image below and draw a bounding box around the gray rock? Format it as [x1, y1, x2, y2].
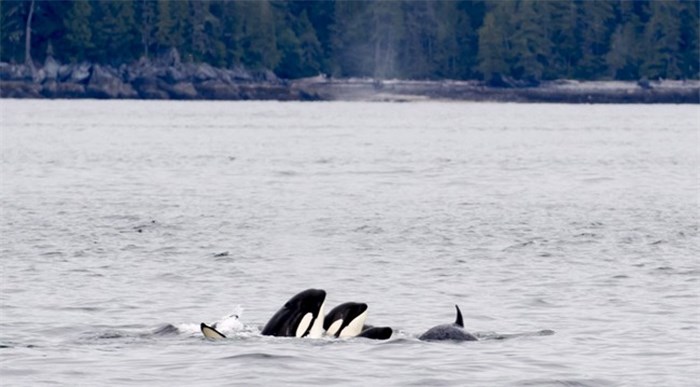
[41, 80, 58, 97]
[254, 69, 278, 83]
[164, 67, 186, 84]
[126, 60, 158, 84]
[119, 84, 138, 98]
[162, 81, 198, 99]
[214, 68, 233, 84]
[195, 80, 241, 99]
[127, 60, 167, 84]
[55, 83, 86, 98]
[297, 89, 321, 101]
[33, 68, 46, 84]
[58, 64, 73, 82]
[192, 63, 218, 82]
[70, 62, 92, 84]
[240, 84, 293, 100]
[42, 80, 90, 99]
[136, 83, 170, 99]
[0, 81, 42, 98]
[0, 63, 33, 81]
[43, 56, 60, 81]
[86, 64, 119, 98]
[638, 78, 652, 90]
[87, 64, 137, 98]
[158, 47, 181, 67]
[228, 66, 253, 82]
[0, 62, 10, 80]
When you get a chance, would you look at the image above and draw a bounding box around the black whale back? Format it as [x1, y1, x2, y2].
[358, 326, 393, 340]
[418, 304, 477, 342]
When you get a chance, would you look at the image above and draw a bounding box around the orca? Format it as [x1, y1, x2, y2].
[153, 324, 180, 336]
[198, 311, 243, 339]
[200, 322, 226, 340]
[418, 305, 478, 342]
[324, 302, 368, 338]
[261, 288, 326, 338]
[358, 326, 393, 340]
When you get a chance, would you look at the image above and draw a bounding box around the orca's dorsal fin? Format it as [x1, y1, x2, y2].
[454, 305, 464, 327]
[201, 322, 226, 340]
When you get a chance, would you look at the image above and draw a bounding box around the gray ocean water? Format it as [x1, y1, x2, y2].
[1, 100, 698, 386]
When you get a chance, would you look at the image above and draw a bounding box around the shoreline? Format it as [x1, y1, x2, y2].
[1, 59, 698, 104]
[293, 78, 700, 104]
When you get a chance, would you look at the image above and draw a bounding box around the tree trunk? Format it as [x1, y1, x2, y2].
[24, 0, 35, 68]
[142, 0, 151, 59]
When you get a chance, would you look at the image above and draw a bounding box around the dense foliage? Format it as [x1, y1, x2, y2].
[1, 0, 698, 81]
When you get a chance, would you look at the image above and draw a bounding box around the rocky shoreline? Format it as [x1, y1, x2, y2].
[2, 54, 698, 103]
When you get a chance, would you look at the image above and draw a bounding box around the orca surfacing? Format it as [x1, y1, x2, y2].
[418, 305, 477, 342]
[200, 322, 226, 340]
[261, 288, 326, 338]
[324, 302, 368, 338]
[324, 302, 393, 340]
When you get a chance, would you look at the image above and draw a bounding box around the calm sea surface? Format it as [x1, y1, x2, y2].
[1, 100, 698, 386]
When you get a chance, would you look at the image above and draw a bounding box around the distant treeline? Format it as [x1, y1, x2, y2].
[1, 0, 698, 81]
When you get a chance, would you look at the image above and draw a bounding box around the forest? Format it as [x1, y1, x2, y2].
[1, 0, 698, 82]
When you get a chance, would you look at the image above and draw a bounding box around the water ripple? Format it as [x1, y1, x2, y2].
[1, 101, 697, 386]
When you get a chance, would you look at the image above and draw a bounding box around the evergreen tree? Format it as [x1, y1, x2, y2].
[1, 1, 31, 62]
[275, 25, 302, 78]
[430, 2, 460, 79]
[289, 1, 335, 74]
[574, 1, 616, 79]
[451, 1, 479, 79]
[219, 2, 242, 66]
[542, 0, 577, 79]
[189, 0, 220, 63]
[203, 1, 226, 67]
[92, 1, 138, 64]
[136, 0, 157, 59]
[24, 0, 35, 66]
[510, 0, 550, 81]
[0, 0, 697, 81]
[477, 2, 512, 80]
[605, 1, 644, 80]
[274, 3, 310, 79]
[275, 3, 323, 78]
[295, 11, 323, 76]
[332, 1, 372, 76]
[606, 23, 641, 80]
[155, 0, 174, 50]
[370, 1, 403, 78]
[399, 1, 431, 78]
[643, 0, 683, 79]
[677, 1, 699, 78]
[233, 1, 280, 70]
[169, 0, 189, 55]
[64, 0, 93, 62]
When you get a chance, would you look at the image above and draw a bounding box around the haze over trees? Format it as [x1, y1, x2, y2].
[1, 0, 697, 81]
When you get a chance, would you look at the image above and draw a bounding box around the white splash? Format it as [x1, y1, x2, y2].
[176, 306, 245, 336]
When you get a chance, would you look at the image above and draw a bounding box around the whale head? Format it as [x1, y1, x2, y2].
[261, 288, 327, 338]
[324, 302, 369, 338]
